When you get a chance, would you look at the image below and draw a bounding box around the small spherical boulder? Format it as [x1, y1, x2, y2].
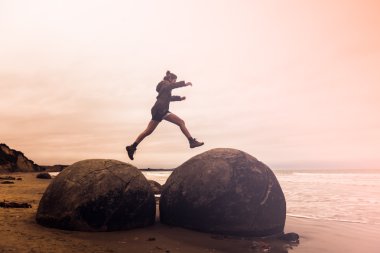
[36, 159, 155, 231]
[148, 180, 163, 195]
[160, 148, 286, 236]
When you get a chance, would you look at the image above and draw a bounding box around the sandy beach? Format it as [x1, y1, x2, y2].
[1, 172, 379, 253]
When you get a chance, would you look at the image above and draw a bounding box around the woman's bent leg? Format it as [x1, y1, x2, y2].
[164, 113, 204, 148]
[163, 113, 192, 139]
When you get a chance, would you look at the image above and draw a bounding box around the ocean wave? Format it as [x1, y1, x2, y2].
[286, 213, 372, 225]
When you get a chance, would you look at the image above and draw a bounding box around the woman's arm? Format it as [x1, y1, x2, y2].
[170, 96, 186, 101]
[170, 95, 182, 101]
[169, 81, 191, 90]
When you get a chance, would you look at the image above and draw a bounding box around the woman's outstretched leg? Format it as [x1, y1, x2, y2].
[126, 120, 160, 160]
[135, 120, 160, 144]
[163, 113, 204, 148]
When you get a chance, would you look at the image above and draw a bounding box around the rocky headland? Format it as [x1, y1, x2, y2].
[0, 143, 68, 173]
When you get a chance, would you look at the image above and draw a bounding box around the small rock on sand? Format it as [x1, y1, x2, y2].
[0, 201, 32, 208]
[36, 172, 52, 179]
[0, 180, 14, 184]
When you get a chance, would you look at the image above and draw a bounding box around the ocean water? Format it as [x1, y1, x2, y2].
[142, 169, 380, 226]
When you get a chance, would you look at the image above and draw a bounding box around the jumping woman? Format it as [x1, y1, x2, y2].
[126, 71, 204, 160]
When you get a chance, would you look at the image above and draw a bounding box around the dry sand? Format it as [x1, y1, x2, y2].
[1, 173, 379, 253]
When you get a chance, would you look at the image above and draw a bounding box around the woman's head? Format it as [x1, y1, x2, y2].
[164, 70, 177, 82]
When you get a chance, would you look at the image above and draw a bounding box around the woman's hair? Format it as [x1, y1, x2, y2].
[164, 70, 177, 81]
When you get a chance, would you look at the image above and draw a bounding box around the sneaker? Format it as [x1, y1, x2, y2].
[126, 145, 136, 160]
[189, 138, 204, 148]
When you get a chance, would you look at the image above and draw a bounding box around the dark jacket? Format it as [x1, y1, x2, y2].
[151, 80, 187, 120]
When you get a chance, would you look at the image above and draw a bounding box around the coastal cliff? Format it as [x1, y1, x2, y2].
[0, 143, 42, 173]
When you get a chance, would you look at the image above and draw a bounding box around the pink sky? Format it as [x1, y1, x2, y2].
[1, 0, 379, 169]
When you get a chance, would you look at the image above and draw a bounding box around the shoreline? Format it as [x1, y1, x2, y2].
[1, 172, 379, 253]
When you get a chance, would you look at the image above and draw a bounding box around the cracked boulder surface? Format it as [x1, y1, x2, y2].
[36, 159, 155, 231]
[160, 148, 286, 236]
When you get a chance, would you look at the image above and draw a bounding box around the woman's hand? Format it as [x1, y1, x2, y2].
[186, 82, 192, 86]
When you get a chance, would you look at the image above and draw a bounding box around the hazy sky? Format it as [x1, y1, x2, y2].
[1, 0, 379, 169]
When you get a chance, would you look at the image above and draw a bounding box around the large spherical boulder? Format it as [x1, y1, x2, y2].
[160, 148, 286, 236]
[36, 159, 155, 231]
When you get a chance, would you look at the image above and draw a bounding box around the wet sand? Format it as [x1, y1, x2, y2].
[1, 173, 379, 253]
